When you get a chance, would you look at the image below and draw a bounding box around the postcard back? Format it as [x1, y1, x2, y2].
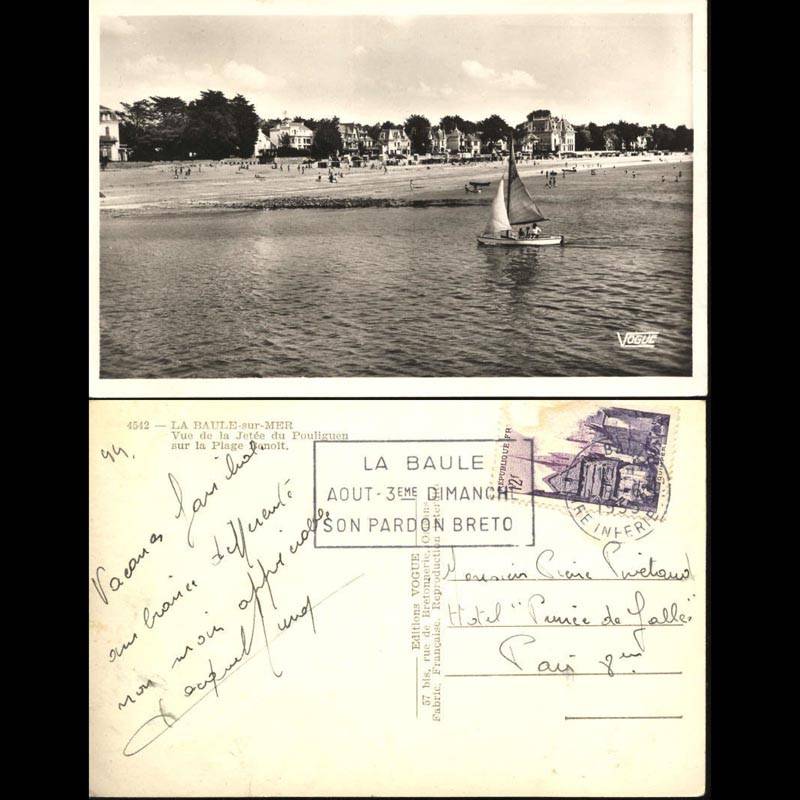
[89, 399, 705, 796]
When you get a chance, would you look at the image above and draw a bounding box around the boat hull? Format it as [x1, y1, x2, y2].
[477, 234, 565, 247]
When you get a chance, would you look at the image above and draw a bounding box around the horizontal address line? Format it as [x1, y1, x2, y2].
[445, 671, 683, 678]
[565, 715, 683, 720]
[445, 578, 688, 582]
[447, 623, 684, 628]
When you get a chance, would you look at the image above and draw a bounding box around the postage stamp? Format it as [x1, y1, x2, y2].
[496, 406, 673, 542]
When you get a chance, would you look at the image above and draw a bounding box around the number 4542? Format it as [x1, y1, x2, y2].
[127, 420, 150, 430]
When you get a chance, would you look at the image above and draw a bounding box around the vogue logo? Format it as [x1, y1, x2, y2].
[617, 331, 659, 348]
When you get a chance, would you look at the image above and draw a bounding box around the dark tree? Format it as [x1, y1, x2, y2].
[311, 117, 343, 158]
[587, 122, 605, 151]
[229, 94, 260, 157]
[120, 99, 155, 139]
[440, 115, 476, 134]
[615, 120, 644, 150]
[184, 90, 238, 159]
[117, 90, 271, 161]
[440, 115, 457, 133]
[119, 99, 157, 160]
[476, 114, 512, 149]
[673, 124, 693, 151]
[652, 123, 676, 151]
[404, 114, 431, 154]
[148, 96, 189, 159]
[603, 128, 621, 150]
[574, 126, 593, 151]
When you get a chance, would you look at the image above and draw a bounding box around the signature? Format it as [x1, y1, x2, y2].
[122, 571, 362, 758]
[117, 503, 355, 758]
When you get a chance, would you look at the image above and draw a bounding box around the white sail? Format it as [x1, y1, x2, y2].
[484, 177, 511, 236]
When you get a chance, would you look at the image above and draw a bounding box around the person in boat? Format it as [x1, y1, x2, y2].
[530, 223, 542, 238]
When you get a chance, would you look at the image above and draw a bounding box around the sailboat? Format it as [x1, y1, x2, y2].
[477, 141, 565, 247]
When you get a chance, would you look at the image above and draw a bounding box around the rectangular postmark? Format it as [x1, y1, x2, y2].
[314, 439, 534, 548]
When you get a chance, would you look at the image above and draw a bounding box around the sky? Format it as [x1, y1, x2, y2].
[99, 14, 693, 128]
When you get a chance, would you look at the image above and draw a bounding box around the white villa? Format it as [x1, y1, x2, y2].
[463, 132, 481, 157]
[634, 128, 654, 150]
[520, 111, 576, 154]
[378, 126, 411, 156]
[443, 127, 481, 157]
[517, 131, 539, 157]
[99, 105, 128, 162]
[428, 125, 447, 155]
[336, 123, 378, 155]
[254, 128, 273, 159]
[268, 118, 314, 149]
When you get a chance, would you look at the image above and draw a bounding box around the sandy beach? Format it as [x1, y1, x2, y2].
[99, 152, 691, 215]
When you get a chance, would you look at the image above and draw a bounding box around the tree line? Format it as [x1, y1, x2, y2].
[116, 92, 693, 160]
[573, 121, 694, 152]
[120, 91, 260, 160]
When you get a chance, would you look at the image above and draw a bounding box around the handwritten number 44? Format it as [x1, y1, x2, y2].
[101, 443, 133, 463]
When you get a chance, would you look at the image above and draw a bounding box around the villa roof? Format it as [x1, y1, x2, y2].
[274, 118, 312, 131]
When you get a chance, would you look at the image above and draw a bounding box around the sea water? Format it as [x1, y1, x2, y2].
[100, 164, 692, 377]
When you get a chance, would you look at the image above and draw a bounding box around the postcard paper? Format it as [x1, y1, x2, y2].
[89, 399, 705, 796]
[90, 0, 707, 397]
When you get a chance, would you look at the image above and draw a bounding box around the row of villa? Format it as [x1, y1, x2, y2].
[257, 112, 575, 161]
[258, 117, 487, 160]
[99, 105, 577, 162]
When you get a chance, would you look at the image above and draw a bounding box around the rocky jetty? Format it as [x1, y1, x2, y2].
[201, 196, 488, 211]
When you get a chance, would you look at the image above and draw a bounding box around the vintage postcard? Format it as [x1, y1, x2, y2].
[89, 399, 706, 796]
[89, 0, 707, 397]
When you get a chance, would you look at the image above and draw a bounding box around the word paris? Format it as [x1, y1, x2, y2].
[363, 454, 484, 471]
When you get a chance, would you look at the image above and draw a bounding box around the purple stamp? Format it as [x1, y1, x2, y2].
[498, 407, 671, 542]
